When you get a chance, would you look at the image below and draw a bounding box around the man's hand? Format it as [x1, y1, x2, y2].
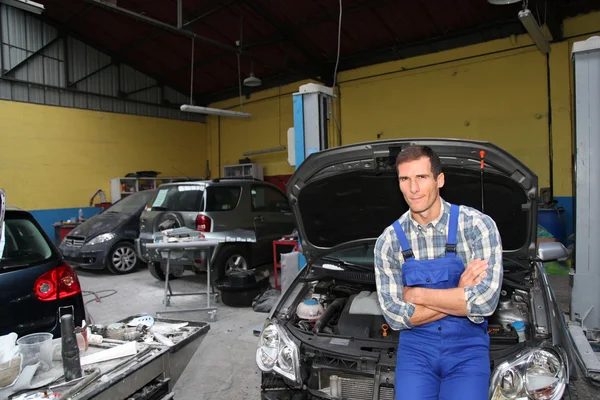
[458, 259, 488, 288]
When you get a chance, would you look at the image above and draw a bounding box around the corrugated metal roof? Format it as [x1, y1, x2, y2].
[0, 4, 204, 123]
[25, 0, 600, 104]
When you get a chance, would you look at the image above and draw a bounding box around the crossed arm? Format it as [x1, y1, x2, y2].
[374, 215, 503, 329]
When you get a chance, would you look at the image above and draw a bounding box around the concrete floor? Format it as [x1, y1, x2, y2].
[77, 266, 267, 400]
[76, 267, 600, 400]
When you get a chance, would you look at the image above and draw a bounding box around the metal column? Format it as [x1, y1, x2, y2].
[291, 83, 334, 270]
[571, 37, 600, 332]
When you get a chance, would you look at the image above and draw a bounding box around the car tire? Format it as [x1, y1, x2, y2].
[565, 381, 578, 400]
[214, 245, 250, 281]
[106, 242, 139, 274]
[148, 262, 183, 281]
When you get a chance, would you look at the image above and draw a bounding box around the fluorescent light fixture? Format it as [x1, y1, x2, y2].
[243, 146, 286, 156]
[518, 8, 551, 54]
[180, 104, 251, 119]
[0, 0, 45, 14]
[488, 0, 521, 4]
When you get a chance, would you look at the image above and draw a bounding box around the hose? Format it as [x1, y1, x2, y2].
[313, 298, 347, 333]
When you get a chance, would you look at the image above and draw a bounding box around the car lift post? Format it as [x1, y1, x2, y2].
[569, 36, 600, 381]
[290, 83, 334, 270]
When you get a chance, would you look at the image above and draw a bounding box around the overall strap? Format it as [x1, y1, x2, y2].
[392, 220, 414, 260]
[446, 204, 460, 257]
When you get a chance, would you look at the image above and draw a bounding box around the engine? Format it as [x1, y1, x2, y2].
[292, 280, 530, 343]
[292, 280, 398, 340]
[488, 287, 530, 331]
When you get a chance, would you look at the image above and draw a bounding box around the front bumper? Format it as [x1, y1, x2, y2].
[261, 390, 308, 400]
[60, 244, 110, 270]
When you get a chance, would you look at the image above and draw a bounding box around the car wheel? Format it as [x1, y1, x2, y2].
[148, 262, 183, 281]
[106, 242, 139, 274]
[214, 245, 250, 281]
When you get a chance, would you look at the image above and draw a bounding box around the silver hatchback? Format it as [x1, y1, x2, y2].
[135, 178, 295, 281]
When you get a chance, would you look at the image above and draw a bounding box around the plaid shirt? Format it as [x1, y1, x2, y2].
[374, 198, 503, 330]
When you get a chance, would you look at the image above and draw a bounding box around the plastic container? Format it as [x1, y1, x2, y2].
[17, 332, 54, 372]
[538, 207, 566, 244]
[296, 299, 324, 321]
[511, 321, 526, 343]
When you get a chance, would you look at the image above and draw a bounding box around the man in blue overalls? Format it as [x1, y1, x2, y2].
[374, 145, 503, 400]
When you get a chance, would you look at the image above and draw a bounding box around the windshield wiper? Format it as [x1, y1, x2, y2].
[151, 206, 169, 211]
[317, 256, 373, 272]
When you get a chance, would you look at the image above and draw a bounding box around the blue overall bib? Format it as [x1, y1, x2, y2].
[393, 204, 490, 400]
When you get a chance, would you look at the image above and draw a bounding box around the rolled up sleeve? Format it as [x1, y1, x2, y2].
[463, 214, 504, 324]
[374, 229, 415, 331]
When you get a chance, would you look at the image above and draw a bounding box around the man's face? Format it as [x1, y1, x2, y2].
[397, 157, 444, 214]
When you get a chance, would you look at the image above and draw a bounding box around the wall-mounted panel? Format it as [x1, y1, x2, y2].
[0, 4, 205, 123]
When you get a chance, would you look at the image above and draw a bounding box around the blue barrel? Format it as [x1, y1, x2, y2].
[538, 207, 566, 244]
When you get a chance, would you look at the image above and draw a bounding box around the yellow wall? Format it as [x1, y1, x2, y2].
[339, 46, 550, 188]
[0, 100, 207, 209]
[206, 11, 600, 198]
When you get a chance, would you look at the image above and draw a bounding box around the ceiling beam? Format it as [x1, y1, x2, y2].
[244, 0, 393, 50]
[3, 36, 61, 76]
[240, 0, 322, 65]
[333, 18, 526, 74]
[182, 0, 236, 29]
[37, 14, 182, 93]
[82, 0, 276, 69]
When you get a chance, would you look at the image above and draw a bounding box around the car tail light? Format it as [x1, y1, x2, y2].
[34, 264, 82, 302]
[195, 215, 212, 232]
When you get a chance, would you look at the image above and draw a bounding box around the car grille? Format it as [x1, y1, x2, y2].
[319, 371, 394, 400]
[63, 236, 85, 247]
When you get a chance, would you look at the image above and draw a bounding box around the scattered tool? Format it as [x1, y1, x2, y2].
[61, 314, 83, 382]
[382, 324, 389, 337]
[479, 150, 486, 213]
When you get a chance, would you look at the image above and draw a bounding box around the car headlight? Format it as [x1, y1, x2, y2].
[256, 321, 300, 385]
[86, 233, 116, 246]
[490, 343, 568, 400]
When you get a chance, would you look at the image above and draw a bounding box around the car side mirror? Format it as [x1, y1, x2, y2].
[537, 241, 569, 262]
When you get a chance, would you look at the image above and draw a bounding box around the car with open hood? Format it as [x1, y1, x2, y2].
[256, 139, 577, 400]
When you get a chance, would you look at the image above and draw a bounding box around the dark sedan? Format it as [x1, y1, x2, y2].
[0, 204, 86, 338]
[60, 190, 156, 274]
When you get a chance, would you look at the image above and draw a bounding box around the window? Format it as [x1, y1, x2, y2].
[205, 186, 241, 211]
[251, 186, 290, 212]
[1, 213, 55, 271]
[151, 185, 204, 212]
[107, 190, 156, 214]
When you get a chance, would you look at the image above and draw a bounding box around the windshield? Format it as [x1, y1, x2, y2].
[106, 190, 156, 214]
[1, 212, 55, 271]
[318, 244, 375, 267]
[150, 185, 205, 212]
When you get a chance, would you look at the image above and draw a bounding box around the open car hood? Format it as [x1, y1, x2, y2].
[287, 139, 538, 266]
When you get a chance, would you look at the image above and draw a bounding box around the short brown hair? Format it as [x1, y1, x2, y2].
[395, 145, 442, 178]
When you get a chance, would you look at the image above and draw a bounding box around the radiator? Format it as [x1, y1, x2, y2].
[319, 371, 394, 400]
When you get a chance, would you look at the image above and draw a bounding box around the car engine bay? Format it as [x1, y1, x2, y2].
[290, 271, 533, 348]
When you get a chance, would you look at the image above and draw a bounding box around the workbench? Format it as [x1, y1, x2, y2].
[146, 240, 221, 318]
[3, 318, 209, 400]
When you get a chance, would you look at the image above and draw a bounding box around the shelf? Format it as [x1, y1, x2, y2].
[110, 176, 203, 202]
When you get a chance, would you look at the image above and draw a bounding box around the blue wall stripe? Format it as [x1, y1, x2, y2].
[29, 207, 103, 243]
